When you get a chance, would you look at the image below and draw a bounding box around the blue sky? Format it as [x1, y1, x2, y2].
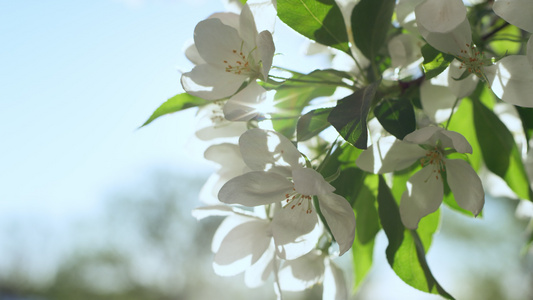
[0, 0, 228, 219]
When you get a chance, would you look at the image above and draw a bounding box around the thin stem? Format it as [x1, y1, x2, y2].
[482, 21, 509, 41]
[445, 97, 461, 129]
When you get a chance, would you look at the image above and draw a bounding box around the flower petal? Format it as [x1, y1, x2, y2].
[445, 159, 485, 216]
[194, 18, 248, 68]
[194, 103, 247, 140]
[438, 129, 472, 153]
[415, 0, 467, 33]
[278, 251, 325, 292]
[416, 16, 472, 56]
[323, 259, 348, 300]
[484, 55, 533, 107]
[356, 136, 426, 174]
[493, 0, 533, 32]
[213, 219, 272, 276]
[181, 64, 247, 100]
[292, 167, 335, 196]
[218, 171, 293, 206]
[223, 81, 267, 121]
[257, 30, 275, 80]
[239, 128, 303, 174]
[317, 193, 355, 256]
[271, 204, 320, 260]
[400, 166, 444, 229]
[244, 241, 276, 288]
[238, 4, 259, 53]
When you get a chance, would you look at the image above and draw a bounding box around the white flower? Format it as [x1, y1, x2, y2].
[199, 143, 249, 205]
[218, 128, 356, 255]
[357, 126, 485, 229]
[181, 4, 275, 120]
[278, 250, 348, 300]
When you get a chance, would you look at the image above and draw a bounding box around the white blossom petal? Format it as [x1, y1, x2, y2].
[445, 159, 485, 216]
[485, 55, 533, 107]
[192, 205, 236, 220]
[388, 33, 423, 69]
[195, 18, 250, 68]
[183, 39, 205, 65]
[212, 215, 257, 253]
[323, 259, 348, 300]
[396, 0, 425, 32]
[208, 12, 240, 29]
[181, 64, 248, 100]
[420, 76, 459, 124]
[493, 0, 533, 33]
[278, 251, 325, 292]
[417, 17, 472, 56]
[292, 167, 335, 196]
[271, 204, 319, 260]
[223, 81, 267, 121]
[194, 103, 247, 140]
[238, 4, 259, 52]
[415, 0, 467, 33]
[257, 30, 275, 80]
[438, 129, 472, 153]
[400, 165, 444, 229]
[244, 241, 276, 288]
[317, 193, 356, 256]
[213, 219, 272, 276]
[218, 171, 293, 206]
[356, 136, 426, 173]
[239, 128, 303, 175]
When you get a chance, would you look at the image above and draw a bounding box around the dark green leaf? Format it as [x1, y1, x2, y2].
[473, 99, 531, 200]
[515, 106, 533, 146]
[296, 108, 332, 141]
[374, 98, 416, 139]
[328, 82, 379, 149]
[277, 0, 350, 54]
[140, 93, 208, 127]
[351, 0, 395, 61]
[421, 44, 455, 80]
[377, 176, 455, 299]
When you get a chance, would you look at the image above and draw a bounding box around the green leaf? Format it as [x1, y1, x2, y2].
[352, 235, 375, 290]
[328, 82, 379, 149]
[271, 70, 340, 137]
[515, 106, 533, 146]
[421, 44, 455, 80]
[296, 108, 332, 141]
[277, 0, 350, 54]
[377, 176, 455, 299]
[374, 97, 416, 140]
[140, 93, 208, 127]
[447, 98, 482, 171]
[473, 98, 531, 200]
[351, 0, 395, 61]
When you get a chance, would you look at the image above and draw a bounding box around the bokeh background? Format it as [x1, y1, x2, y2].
[1, 1, 532, 299]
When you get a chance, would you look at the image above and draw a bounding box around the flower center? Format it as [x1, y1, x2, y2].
[420, 147, 446, 181]
[457, 43, 491, 79]
[223, 48, 253, 75]
[283, 188, 313, 214]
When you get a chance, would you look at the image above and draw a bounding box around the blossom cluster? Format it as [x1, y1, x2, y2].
[144, 0, 533, 298]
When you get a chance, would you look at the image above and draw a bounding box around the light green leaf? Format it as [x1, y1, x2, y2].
[296, 108, 332, 141]
[473, 98, 532, 200]
[378, 176, 454, 299]
[277, 0, 350, 54]
[421, 44, 455, 80]
[351, 0, 396, 61]
[140, 93, 208, 128]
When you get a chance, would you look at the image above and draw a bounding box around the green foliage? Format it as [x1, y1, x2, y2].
[140, 93, 208, 127]
[374, 97, 416, 139]
[473, 98, 532, 200]
[328, 82, 379, 149]
[277, 0, 350, 54]
[271, 69, 342, 137]
[421, 44, 455, 80]
[297, 108, 332, 141]
[377, 176, 454, 299]
[351, 0, 396, 61]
